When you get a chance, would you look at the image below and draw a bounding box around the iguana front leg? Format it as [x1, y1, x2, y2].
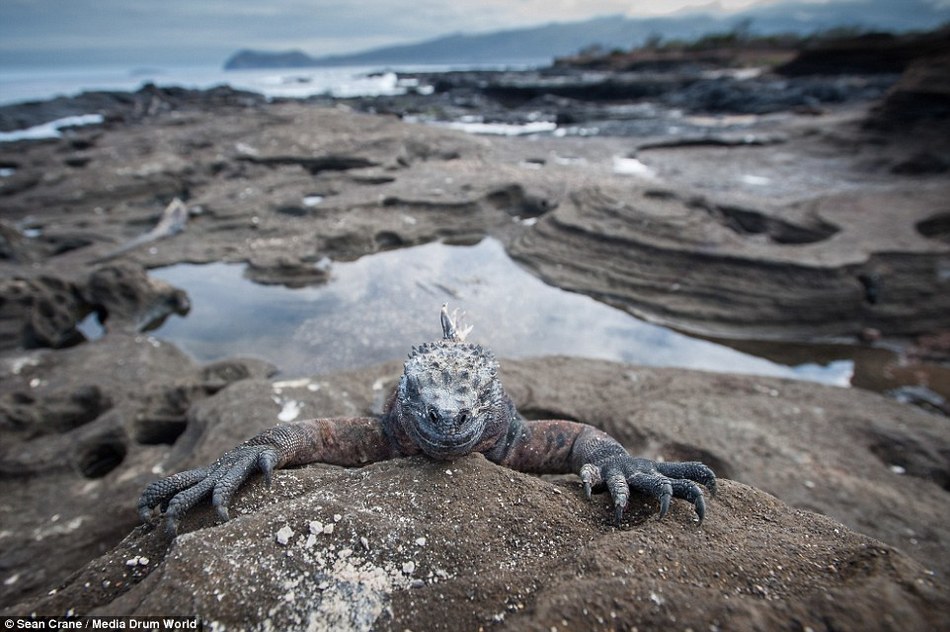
[139, 417, 403, 537]
[494, 419, 716, 524]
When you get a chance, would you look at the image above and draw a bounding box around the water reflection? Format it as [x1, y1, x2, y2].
[718, 337, 950, 403]
[151, 238, 854, 384]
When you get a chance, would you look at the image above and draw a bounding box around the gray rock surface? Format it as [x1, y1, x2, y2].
[0, 69, 948, 629]
[1, 97, 946, 343]
[0, 262, 189, 351]
[3, 351, 949, 631]
[15, 460, 949, 632]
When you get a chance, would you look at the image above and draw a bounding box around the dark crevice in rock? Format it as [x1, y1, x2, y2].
[274, 205, 309, 217]
[439, 233, 486, 247]
[132, 417, 188, 445]
[700, 202, 840, 245]
[239, 154, 377, 175]
[347, 173, 396, 185]
[643, 188, 678, 200]
[0, 276, 88, 351]
[857, 273, 881, 305]
[374, 230, 406, 250]
[380, 196, 477, 212]
[69, 137, 96, 151]
[75, 433, 127, 478]
[484, 184, 557, 218]
[64, 156, 92, 168]
[916, 212, 950, 243]
[637, 133, 786, 151]
[0, 385, 113, 437]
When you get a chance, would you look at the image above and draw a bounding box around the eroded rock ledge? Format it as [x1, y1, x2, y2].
[509, 184, 950, 340]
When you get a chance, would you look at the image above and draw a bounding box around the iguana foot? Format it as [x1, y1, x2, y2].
[138, 444, 279, 538]
[580, 455, 715, 525]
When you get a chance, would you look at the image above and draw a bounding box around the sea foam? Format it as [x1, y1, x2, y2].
[0, 113, 104, 142]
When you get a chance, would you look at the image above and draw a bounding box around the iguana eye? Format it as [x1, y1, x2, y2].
[427, 409, 439, 423]
[457, 411, 469, 424]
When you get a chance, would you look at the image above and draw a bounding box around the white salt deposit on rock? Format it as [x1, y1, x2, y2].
[276, 525, 295, 545]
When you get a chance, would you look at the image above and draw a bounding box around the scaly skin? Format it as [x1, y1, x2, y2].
[140, 306, 716, 537]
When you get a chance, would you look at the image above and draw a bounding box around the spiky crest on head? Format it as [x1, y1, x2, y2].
[440, 303, 473, 342]
[401, 305, 498, 406]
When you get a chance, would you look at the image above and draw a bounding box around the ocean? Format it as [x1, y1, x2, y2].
[0, 62, 537, 109]
[0, 62, 565, 141]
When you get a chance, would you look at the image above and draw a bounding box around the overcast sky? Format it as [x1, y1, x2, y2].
[0, 0, 800, 68]
[1, 0, 945, 68]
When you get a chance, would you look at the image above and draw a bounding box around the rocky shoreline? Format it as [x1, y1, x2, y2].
[2, 83, 948, 344]
[1, 44, 949, 628]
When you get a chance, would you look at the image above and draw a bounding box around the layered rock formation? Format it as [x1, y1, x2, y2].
[1, 51, 948, 628]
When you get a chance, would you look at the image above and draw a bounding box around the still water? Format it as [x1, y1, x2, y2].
[149, 238, 854, 385]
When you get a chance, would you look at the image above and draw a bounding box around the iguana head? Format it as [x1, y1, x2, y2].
[397, 305, 502, 459]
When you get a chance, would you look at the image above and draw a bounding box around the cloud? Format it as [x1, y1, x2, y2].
[0, 0, 931, 67]
[0, 1, 446, 64]
[0, 0, 781, 66]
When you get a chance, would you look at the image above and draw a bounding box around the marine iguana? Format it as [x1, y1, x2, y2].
[140, 305, 716, 537]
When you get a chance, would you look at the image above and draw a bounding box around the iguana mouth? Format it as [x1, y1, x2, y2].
[412, 424, 481, 459]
